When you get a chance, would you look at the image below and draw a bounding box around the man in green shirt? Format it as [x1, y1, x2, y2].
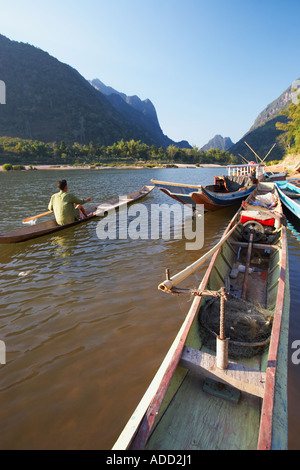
[48, 179, 92, 225]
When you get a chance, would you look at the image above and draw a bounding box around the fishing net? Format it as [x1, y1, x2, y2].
[198, 294, 272, 358]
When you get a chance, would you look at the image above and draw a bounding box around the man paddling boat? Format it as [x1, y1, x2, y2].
[48, 179, 92, 225]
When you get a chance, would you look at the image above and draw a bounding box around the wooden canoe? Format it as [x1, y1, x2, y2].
[113, 182, 289, 450]
[0, 185, 154, 244]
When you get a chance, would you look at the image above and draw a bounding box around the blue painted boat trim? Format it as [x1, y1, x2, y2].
[276, 181, 300, 219]
[201, 185, 256, 206]
[153, 181, 256, 209]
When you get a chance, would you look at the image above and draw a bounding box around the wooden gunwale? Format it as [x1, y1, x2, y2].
[257, 223, 287, 450]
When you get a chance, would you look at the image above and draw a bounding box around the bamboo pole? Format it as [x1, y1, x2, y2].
[262, 143, 276, 163]
[239, 154, 249, 164]
[244, 141, 261, 163]
[158, 222, 240, 292]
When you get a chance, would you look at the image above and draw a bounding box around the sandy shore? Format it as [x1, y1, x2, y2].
[0, 163, 224, 171]
[29, 163, 223, 170]
[174, 163, 223, 168]
[2, 161, 299, 177]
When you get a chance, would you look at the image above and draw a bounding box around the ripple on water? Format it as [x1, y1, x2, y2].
[1, 169, 299, 449]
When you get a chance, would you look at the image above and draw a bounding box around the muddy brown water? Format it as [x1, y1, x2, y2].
[0, 168, 299, 449]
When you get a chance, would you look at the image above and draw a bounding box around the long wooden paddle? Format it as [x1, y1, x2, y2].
[23, 210, 53, 223]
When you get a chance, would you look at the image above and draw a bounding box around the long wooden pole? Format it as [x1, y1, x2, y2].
[244, 141, 276, 167]
[262, 143, 276, 163]
[239, 154, 249, 164]
[158, 221, 240, 292]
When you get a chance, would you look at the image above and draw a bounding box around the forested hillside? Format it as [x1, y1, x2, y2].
[0, 35, 187, 148]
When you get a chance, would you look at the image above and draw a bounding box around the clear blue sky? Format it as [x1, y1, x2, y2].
[1, 0, 300, 147]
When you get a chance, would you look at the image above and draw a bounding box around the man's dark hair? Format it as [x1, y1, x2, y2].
[57, 179, 67, 190]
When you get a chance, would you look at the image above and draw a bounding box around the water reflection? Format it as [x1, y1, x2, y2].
[50, 234, 75, 260]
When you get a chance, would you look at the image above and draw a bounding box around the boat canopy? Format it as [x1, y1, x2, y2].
[227, 163, 265, 179]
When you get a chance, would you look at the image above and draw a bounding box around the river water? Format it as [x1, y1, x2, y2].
[0, 167, 299, 450]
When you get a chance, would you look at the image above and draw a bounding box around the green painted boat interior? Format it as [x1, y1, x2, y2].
[145, 208, 288, 450]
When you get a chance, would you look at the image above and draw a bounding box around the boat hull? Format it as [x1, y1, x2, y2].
[191, 185, 256, 211]
[0, 216, 94, 244]
[265, 172, 287, 182]
[151, 179, 256, 211]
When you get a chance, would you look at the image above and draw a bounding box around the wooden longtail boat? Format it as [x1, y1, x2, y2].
[276, 180, 300, 220]
[113, 182, 289, 450]
[264, 171, 287, 182]
[0, 185, 154, 244]
[151, 163, 266, 211]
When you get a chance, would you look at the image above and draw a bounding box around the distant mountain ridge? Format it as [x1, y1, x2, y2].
[250, 79, 300, 132]
[0, 33, 297, 159]
[0, 34, 136, 145]
[90, 78, 191, 149]
[201, 134, 234, 151]
[0, 34, 191, 148]
[90, 79, 158, 123]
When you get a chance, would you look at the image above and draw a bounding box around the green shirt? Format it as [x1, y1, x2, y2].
[48, 190, 87, 225]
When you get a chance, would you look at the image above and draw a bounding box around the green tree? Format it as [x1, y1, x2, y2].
[2, 163, 12, 171]
[166, 145, 178, 160]
[276, 96, 300, 153]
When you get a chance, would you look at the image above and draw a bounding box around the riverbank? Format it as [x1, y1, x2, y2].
[0, 163, 224, 171]
[2, 159, 299, 179]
